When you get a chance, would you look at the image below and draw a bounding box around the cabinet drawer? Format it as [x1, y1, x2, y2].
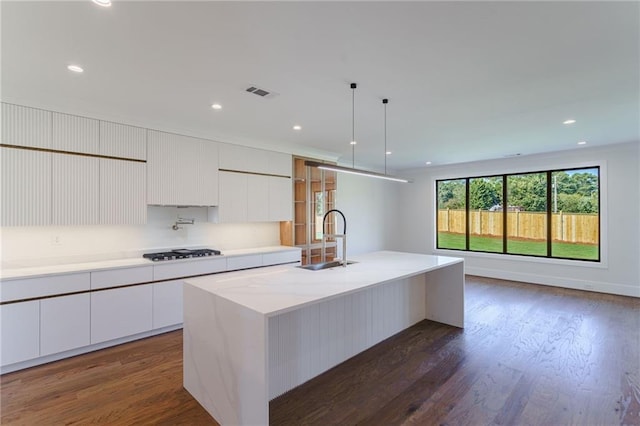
[263, 250, 301, 266]
[91, 285, 153, 344]
[40, 294, 90, 356]
[1, 273, 90, 303]
[153, 257, 227, 281]
[227, 254, 263, 271]
[91, 266, 153, 290]
[153, 280, 183, 329]
[0, 301, 40, 366]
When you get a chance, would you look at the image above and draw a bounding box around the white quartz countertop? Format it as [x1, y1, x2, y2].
[0, 246, 301, 280]
[185, 251, 463, 317]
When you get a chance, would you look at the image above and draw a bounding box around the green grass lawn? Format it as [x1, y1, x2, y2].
[437, 232, 598, 260]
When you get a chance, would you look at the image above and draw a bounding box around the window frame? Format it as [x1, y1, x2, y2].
[435, 165, 602, 263]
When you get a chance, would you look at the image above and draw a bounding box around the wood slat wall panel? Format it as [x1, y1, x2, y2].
[1, 103, 51, 148]
[52, 112, 99, 154]
[51, 154, 99, 225]
[99, 121, 146, 160]
[0, 148, 51, 226]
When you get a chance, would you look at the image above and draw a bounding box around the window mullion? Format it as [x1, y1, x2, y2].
[546, 171, 552, 258]
[465, 178, 470, 251]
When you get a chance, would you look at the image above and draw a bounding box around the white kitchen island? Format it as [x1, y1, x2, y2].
[183, 251, 464, 425]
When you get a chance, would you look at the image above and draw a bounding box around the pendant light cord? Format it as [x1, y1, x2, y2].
[351, 83, 356, 168]
[383, 99, 388, 174]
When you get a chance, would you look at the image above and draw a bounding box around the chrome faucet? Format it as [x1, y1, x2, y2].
[322, 209, 347, 267]
[172, 216, 195, 231]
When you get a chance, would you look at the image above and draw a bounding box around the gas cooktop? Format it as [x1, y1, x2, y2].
[143, 248, 221, 262]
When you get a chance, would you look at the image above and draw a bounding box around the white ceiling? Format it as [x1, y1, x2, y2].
[2, 1, 638, 172]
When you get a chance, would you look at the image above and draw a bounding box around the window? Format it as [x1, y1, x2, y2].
[506, 172, 547, 256]
[469, 176, 503, 253]
[436, 167, 600, 262]
[551, 168, 599, 260]
[436, 179, 466, 250]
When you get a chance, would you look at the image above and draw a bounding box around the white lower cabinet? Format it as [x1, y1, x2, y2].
[90, 285, 153, 344]
[40, 294, 90, 356]
[152, 280, 183, 329]
[0, 301, 40, 366]
[0, 248, 300, 372]
[227, 254, 263, 270]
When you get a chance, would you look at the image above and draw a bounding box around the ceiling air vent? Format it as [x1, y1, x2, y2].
[245, 85, 278, 99]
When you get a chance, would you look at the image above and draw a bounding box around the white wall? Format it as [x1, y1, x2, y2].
[0, 207, 280, 268]
[395, 141, 640, 297]
[335, 173, 400, 257]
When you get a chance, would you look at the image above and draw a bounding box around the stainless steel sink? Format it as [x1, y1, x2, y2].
[298, 260, 358, 271]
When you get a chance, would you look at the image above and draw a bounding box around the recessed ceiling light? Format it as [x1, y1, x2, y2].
[350, 141, 357, 145]
[67, 65, 84, 73]
[425, 161, 432, 165]
[92, 0, 112, 7]
[577, 141, 587, 145]
[563, 119, 576, 125]
[211, 104, 222, 110]
[385, 151, 392, 155]
[293, 125, 301, 131]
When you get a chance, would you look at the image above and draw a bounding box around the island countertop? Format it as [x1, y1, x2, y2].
[185, 250, 463, 316]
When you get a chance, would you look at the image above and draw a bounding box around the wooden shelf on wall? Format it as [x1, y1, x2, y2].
[281, 156, 338, 265]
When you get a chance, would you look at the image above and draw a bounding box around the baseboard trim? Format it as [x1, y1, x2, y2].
[465, 266, 639, 298]
[1, 324, 183, 375]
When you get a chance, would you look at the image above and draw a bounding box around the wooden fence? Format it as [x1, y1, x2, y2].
[438, 209, 598, 244]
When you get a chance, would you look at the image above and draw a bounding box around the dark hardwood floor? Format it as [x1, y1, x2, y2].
[2, 276, 638, 425]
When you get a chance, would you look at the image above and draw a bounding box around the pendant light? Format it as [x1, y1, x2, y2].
[305, 82, 411, 183]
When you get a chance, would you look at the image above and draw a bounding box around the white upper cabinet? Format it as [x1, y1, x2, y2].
[99, 121, 146, 160]
[1, 147, 51, 226]
[265, 151, 292, 177]
[218, 144, 292, 223]
[219, 144, 291, 177]
[247, 175, 269, 222]
[1, 103, 51, 148]
[218, 172, 291, 223]
[100, 159, 147, 225]
[218, 171, 248, 223]
[147, 130, 219, 206]
[219, 143, 248, 172]
[51, 154, 100, 226]
[52, 112, 100, 154]
[269, 176, 293, 221]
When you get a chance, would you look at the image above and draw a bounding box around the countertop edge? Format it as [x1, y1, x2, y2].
[0, 246, 302, 281]
[185, 252, 464, 317]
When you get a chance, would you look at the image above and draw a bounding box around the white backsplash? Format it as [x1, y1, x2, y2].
[0, 206, 281, 268]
